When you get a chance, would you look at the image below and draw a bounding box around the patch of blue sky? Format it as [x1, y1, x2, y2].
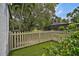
[55, 3, 79, 19]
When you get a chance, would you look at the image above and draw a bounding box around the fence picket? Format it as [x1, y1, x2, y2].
[9, 32, 11, 50]
[21, 32, 24, 46]
[16, 32, 19, 47]
[11, 32, 14, 49]
[19, 32, 22, 47]
[14, 32, 16, 48]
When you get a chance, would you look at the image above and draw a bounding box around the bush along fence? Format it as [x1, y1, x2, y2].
[9, 31, 68, 50]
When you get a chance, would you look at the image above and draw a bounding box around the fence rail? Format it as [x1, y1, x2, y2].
[9, 31, 68, 50]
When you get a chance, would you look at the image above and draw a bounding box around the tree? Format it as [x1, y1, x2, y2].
[67, 6, 79, 23]
[9, 3, 57, 31]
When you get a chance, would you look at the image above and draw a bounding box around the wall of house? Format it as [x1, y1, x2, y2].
[0, 4, 9, 56]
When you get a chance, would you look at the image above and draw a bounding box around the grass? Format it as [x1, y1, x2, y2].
[9, 41, 58, 56]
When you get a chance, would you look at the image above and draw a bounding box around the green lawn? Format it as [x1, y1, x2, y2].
[9, 41, 58, 56]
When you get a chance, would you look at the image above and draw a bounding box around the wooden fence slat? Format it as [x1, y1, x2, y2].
[14, 32, 16, 48]
[23, 33, 25, 46]
[19, 32, 22, 47]
[11, 32, 14, 49]
[23, 32, 25, 46]
[21, 32, 24, 46]
[16, 32, 19, 47]
[9, 32, 11, 50]
[39, 32, 40, 42]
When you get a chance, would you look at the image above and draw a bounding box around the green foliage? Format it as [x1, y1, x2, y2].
[9, 3, 57, 31]
[67, 24, 77, 30]
[73, 14, 79, 23]
[9, 19, 19, 31]
[43, 31, 79, 56]
[58, 26, 65, 30]
[67, 6, 79, 23]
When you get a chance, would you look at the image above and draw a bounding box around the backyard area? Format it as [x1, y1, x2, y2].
[1, 3, 79, 56]
[8, 3, 79, 56]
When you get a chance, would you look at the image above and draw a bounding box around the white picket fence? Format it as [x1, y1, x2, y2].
[9, 31, 68, 50]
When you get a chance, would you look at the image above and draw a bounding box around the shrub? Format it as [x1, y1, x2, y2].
[59, 26, 65, 30]
[43, 31, 79, 56]
[68, 24, 77, 30]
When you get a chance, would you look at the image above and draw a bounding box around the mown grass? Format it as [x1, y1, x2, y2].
[9, 41, 58, 56]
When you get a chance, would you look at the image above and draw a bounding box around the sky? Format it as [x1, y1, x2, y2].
[55, 3, 79, 19]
